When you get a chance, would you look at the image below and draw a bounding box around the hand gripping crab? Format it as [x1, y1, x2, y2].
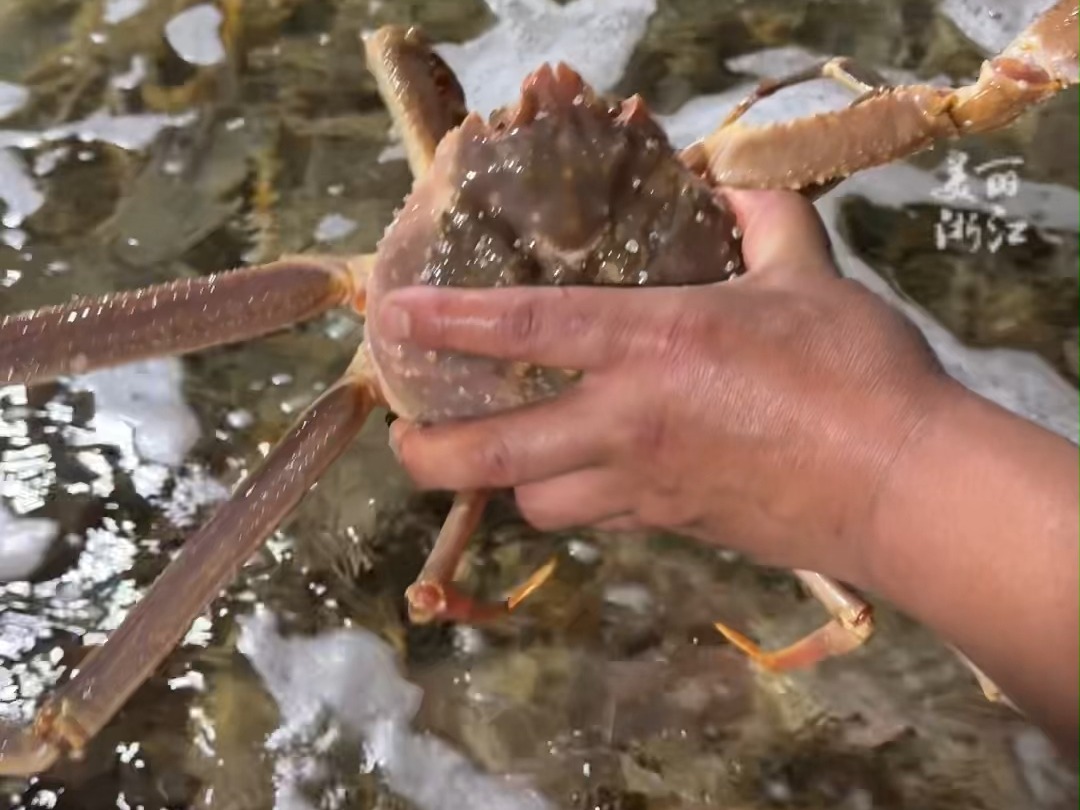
[1, 0, 1076, 776]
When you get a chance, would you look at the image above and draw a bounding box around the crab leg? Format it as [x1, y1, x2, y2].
[405, 489, 557, 624]
[363, 25, 469, 178]
[693, 0, 1078, 190]
[712, 569, 1013, 707]
[714, 571, 874, 672]
[678, 57, 891, 200]
[717, 57, 890, 130]
[0, 360, 384, 776]
[1, 255, 371, 388]
[949, 646, 1018, 707]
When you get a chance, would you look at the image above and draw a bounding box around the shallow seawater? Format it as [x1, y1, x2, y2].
[0, 1, 1077, 808]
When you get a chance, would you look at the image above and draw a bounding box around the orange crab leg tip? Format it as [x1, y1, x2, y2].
[715, 615, 874, 673]
[713, 621, 777, 667]
[713, 621, 821, 672]
[505, 557, 558, 611]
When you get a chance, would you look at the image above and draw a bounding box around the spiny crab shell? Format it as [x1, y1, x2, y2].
[367, 63, 745, 423]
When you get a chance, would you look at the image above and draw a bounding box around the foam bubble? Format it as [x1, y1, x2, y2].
[941, 0, 1049, 54]
[435, 0, 657, 118]
[0, 82, 29, 121]
[164, 4, 227, 67]
[238, 611, 553, 810]
[0, 109, 193, 227]
[103, 0, 148, 25]
[69, 358, 202, 469]
[0, 149, 44, 228]
[0, 504, 57, 583]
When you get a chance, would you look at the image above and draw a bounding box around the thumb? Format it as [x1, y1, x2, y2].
[724, 189, 838, 283]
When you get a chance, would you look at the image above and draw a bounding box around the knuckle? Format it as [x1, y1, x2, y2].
[500, 297, 544, 347]
[628, 409, 670, 458]
[473, 431, 518, 486]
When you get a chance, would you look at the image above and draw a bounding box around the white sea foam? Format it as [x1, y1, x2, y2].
[238, 611, 553, 810]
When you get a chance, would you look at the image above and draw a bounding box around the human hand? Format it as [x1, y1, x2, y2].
[375, 190, 956, 585]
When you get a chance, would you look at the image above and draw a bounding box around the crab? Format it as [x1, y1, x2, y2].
[1, 0, 1076, 776]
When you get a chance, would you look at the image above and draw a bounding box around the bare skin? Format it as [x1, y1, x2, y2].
[380, 190, 1080, 759]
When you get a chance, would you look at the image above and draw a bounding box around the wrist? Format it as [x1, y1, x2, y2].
[858, 376, 1078, 599]
[850, 375, 972, 592]
[853, 370, 1078, 744]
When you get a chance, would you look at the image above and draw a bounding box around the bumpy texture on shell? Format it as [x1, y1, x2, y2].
[368, 63, 745, 423]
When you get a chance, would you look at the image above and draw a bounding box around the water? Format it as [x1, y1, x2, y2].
[0, 1, 1077, 808]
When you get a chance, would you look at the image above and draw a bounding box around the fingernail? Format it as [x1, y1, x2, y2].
[378, 301, 411, 342]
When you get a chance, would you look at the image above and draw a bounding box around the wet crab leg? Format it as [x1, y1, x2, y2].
[0, 361, 383, 775]
[404, 489, 557, 624]
[716, 57, 890, 130]
[679, 59, 892, 200]
[0, 25, 466, 389]
[713, 571, 874, 672]
[692, 0, 1078, 190]
[363, 25, 469, 178]
[713, 570, 1009, 705]
[1, 255, 371, 388]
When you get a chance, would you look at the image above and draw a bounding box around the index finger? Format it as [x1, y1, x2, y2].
[373, 284, 646, 370]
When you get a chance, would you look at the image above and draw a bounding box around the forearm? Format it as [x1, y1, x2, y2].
[862, 380, 1079, 754]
